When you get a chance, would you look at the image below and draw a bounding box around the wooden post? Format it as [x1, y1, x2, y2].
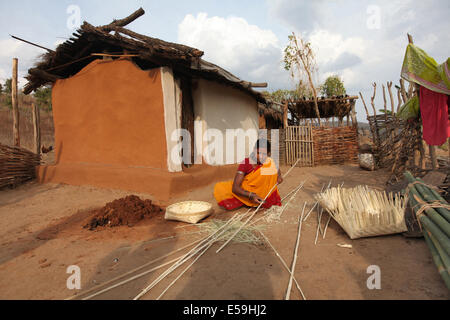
[448, 137, 450, 162]
[387, 82, 395, 116]
[430, 145, 438, 170]
[419, 140, 426, 169]
[382, 84, 388, 121]
[350, 100, 357, 128]
[359, 92, 376, 145]
[399, 79, 408, 102]
[32, 102, 41, 155]
[283, 101, 289, 129]
[12, 58, 20, 147]
[396, 87, 403, 113]
[370, 83, 381, 146]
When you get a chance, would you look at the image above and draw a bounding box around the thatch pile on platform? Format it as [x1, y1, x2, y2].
[287, 96, 358, 123]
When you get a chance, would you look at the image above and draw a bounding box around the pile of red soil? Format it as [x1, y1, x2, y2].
[84, 195, 164, 230]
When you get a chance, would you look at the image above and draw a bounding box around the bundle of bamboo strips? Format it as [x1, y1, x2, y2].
[314, 185, 408, 239]
[404, 171, 450, 290]
[0, 143, 41, 189]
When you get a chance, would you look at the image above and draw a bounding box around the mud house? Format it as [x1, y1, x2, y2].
[23, 10, 268, 200]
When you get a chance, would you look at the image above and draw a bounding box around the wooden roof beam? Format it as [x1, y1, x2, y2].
[100, 8, 145, 32]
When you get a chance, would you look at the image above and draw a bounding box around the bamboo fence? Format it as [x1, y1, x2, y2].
[0, 143, 41, 189]
[312, 126, 359, 165]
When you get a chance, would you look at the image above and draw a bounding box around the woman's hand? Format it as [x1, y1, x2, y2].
[277, 175, 283, 185]
[250, 193, 265, 204]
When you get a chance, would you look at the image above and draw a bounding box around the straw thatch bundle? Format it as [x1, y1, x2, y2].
[314, 185, 408, 239]
[0, 143, 41, 189]
[194, 217, 266, 244]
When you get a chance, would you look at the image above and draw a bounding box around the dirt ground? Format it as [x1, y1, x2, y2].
[0, 164, 448, 300]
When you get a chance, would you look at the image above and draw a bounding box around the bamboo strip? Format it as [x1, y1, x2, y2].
[259, 231, 306, 300]
[67, 239, 203, 300]
[285, 203, 306, 300]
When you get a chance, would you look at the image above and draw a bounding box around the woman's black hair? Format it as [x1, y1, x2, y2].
[254, 138, 271, 152]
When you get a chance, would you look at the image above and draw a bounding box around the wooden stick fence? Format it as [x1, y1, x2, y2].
[0, 143, 41, 189]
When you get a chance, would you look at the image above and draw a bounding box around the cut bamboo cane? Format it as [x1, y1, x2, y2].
[133, 209, 252, 300]
[259, 231, 306, 300]
[66, 239, 203, 300]
[281, 180, 306, 202]
[315, 207, 323, 245]
[423, 230, 450, 289]
[157, 242, 213, 300]
[249, 180, 306, 227]
[285, 202, 306, 300]
[82, 255, 184, 300]
[302, 202, 318, 222]
[323, 214, 332, 239]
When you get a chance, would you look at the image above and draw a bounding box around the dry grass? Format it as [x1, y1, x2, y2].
[194, 217, 267, 244]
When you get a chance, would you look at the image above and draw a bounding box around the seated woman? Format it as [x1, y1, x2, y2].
[214, 139, 283, 211]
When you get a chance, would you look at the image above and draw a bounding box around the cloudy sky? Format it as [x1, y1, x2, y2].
[0, 0, 448, 121]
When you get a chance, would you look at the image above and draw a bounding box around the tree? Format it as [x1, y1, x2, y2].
[0, 82, 3, 95]
[34, 86, 52, 111]
[321, 75, 346, 97]
[3, 78, 12, 108]
[284, 32, 321, 124]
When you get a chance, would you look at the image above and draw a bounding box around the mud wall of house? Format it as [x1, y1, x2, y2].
[51, 59, 168, 169]
[192, 79, 259, 165]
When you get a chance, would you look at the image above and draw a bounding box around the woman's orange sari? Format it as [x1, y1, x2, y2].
[214, 157, 282, 211]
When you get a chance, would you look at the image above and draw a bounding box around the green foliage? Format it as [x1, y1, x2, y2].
[378, 109, 393, 115]
[4, 78, 12, 93]
[0, 82, 3, 95]
[439, 141, 448, 151]
[3, 78, 12, 108]
[263, 82, 314, 103]
[320, 75, 346, 97]
[34, 86, 52, 111]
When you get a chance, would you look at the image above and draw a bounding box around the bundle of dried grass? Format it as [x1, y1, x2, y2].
[0, 143, 41, 189]
[194, 217, 266, 244]
[314, 185, 408, 239]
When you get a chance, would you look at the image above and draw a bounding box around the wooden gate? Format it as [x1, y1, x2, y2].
[285, 125, 314, 167]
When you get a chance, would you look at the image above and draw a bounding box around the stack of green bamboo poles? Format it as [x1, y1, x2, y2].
[404, 171, 450, 290]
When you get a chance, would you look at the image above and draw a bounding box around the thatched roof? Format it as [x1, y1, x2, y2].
[259, 102, 283, 122]
[287, 96, 358, 119]
[22, 8, 267, 103]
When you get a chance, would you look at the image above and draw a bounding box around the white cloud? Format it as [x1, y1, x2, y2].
[178, 12, 288, 88]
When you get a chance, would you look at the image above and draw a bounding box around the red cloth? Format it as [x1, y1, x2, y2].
[218, 191, 281, 211]
[237, 158, 262, 175]
[419, 86, 450, 146]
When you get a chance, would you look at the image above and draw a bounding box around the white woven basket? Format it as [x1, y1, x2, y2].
[165, 201, 213, 224]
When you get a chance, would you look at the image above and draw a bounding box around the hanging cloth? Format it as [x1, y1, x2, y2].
[419, 86, 450, 146]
